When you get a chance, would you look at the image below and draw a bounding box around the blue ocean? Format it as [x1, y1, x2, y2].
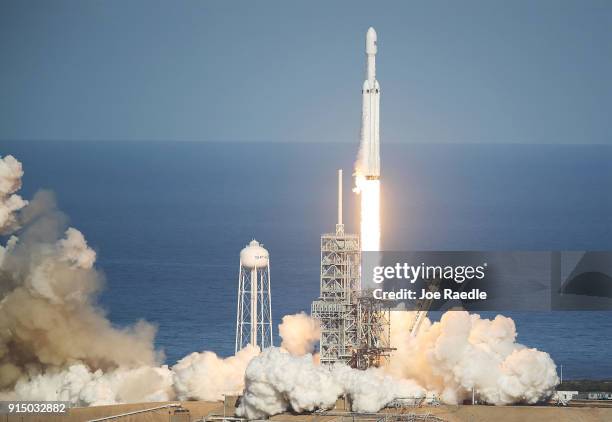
[2, 140, 612, 379]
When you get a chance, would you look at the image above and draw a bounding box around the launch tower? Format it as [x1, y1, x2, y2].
[311, 171, 392, 369]
[312, 170, 361, 365]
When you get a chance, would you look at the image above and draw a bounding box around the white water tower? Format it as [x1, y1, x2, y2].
[235, 239, 273, 352]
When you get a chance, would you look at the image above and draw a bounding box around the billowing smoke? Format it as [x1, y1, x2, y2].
[172, 345, 259, 401]
[0, 155, 264, 405]
[386, 311, 559, 405]
[171, 314, 322, 401]
[238, 311, 558, 418]
[0, 197, 160, 393]
[0, 161, 172, 404]
[278, 312, 320, 355]
[0, 155, 27, 234]
[236, 348, 424, 419]
[10, 364, 175, 406]
[0, 154, 558, 412]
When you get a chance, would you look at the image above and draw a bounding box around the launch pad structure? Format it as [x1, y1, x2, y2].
[311, 170, 393, 369]
[311, 27, 392, 369]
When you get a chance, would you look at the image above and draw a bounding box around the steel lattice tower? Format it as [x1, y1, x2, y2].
[312, 170, 360, 365]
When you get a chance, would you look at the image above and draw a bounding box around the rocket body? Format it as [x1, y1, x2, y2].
[355, 27, 381, 252]
[360, 27, 380, 179]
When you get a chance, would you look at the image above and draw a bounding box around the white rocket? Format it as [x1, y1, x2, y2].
[360, 27, 380, 180]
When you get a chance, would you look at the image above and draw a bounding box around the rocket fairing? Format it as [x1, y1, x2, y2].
[360, 27, 380, 180]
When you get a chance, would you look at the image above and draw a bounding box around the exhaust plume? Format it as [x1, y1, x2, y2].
[236, 347, 424, 419]
[172, 345, 259, 401]
[386, 311, 559, 405]
[239, 312, 558, 418]
[11, 364, 174, 406]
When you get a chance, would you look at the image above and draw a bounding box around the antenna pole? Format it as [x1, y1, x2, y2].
[336, 169, 344, 235]
[338, 169, 343, 225]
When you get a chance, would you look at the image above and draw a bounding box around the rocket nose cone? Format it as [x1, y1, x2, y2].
[366, 27, 377, 55]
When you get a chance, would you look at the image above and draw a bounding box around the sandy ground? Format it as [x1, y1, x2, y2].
[3, 400, 612, 422]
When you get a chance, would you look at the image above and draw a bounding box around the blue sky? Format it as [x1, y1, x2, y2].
[1, 0, 611, 144]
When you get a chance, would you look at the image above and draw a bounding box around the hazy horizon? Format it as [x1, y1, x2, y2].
[5, 138, 612, 146]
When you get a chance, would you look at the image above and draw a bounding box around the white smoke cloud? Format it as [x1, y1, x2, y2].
[279, 312, 320, 355]
[386, 311, 559, 405]
[332, 365, 424, 412]
[172, 345, 259, 401]
[57, 227, 97, 269]
[3, 343, 261, 407]
[0, 155, 27, 234]
[236, 348, 424, 419]
[239, 311, 558, 418]
[171, 312, 322, 403]
[237, 348, 343, 419]
[6, 364, 175, 406]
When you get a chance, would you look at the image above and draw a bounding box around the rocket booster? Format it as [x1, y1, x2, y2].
[360, 27, 380, 180]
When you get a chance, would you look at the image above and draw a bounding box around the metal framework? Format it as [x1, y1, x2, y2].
[408, 279, 440, 337]
[313, 409, 448, 422]
[235, 249, 273, 352]
[352, 293, 393, 369]
[312, 227, 361, 365]
[87, 404, 184, 422]
[311, 170, 392, 368]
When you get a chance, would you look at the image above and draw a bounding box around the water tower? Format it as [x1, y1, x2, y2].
[235, 240, 273, 352]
